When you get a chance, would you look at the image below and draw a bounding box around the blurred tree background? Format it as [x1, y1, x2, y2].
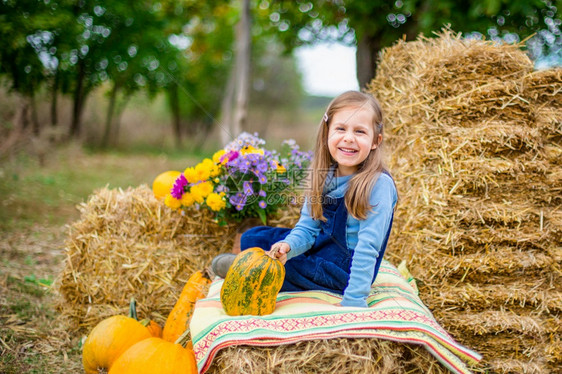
[0, 0, 561, 155]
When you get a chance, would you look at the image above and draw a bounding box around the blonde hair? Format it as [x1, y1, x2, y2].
[309, 91, 389, 221]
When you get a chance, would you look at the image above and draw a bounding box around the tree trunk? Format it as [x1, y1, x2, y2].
[405, 0, 430, 41]
[20, 98, 30, 130]
[169, 83, 182, 148]
[51, 71, 59, 127]
[102, 82, 119, 148]
[112, 95, 130, 147]
[1, 94, 28, 158]
[70, 59, 86, 138]
[356, 33, 381, 90]
[219, 0, 251, 146]
[12, 92, 29, 130]
[232, 0, 251, 138]
[356, 0, 430, 89]
[219, 63, 237, 146]
[29, 92, 40, 136]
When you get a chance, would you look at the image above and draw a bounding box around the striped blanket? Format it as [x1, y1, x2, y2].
[190, 260, 481, 374]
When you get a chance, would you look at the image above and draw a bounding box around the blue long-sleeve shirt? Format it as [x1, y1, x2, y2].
[281, 171, 397, 307]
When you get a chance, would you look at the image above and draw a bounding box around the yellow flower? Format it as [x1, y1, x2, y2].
[212, 149, 226, 164]
[189, 186, 204, 203]
[210, 166, 220, 178]
[164, 194, 182, 210]
[184, 167, 198, 183]
[202, 157, 221, 178]
[181, 192, 195, 207]
[198, 181, 214, 196]
[206, 192, 226, 212]
[190, 181, 213, 203]
[273, 161, 286, 173]
[241, 145, 264, 156]
[195, 159, 213, 182]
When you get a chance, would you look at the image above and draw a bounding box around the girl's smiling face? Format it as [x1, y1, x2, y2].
[327, 105, 380, 176]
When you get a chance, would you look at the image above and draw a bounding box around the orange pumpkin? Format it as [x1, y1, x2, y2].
[129, 297, 163, 338]
[108, 333, 197, 374]
[220, 247, 285, 316]
[163, 270, 211, 343]
[152, 170, 181, 199]
[82, 315, 152, 374]
[141, 318, 163, 338]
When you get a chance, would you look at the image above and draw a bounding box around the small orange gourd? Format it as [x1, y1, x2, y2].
[162, 269, 211, 343]
[82, 314, 152, 374]
[82, 298, 163, 373]
[108, 330, 197, 374]
[220, 247, 285, 316]
[141, 318, 163, 338]
[129, 297, 163, 338]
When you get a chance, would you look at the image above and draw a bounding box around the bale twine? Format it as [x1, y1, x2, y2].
[368, 29, 561, 374]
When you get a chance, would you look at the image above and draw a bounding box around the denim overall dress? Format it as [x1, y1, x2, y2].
[240, 185, 393, 295]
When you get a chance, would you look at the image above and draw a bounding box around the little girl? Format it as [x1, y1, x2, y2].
[212, 90, 397, 307]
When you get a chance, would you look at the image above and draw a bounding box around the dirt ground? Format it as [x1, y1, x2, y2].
[0, 224, 82, 373]
[0, 145, 199, 373]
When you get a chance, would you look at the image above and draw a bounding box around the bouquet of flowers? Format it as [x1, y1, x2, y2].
[164, 132, 312, 225]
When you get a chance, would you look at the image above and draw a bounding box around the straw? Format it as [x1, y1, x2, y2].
[368, 28, 561, 373]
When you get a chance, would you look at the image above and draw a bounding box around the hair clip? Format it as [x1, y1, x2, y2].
[323, 112, 329, 123]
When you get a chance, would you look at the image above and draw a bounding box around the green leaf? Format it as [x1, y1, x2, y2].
[257, 208, 267, 225]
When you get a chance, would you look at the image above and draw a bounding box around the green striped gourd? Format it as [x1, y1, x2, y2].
[220, 247, 285, 316]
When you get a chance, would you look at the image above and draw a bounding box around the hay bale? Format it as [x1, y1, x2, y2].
[56, 185, 301, 331]
[368, 29, 561, 373]
[207, 338, 450, 374]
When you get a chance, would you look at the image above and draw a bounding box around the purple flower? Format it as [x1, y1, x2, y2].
[230, 155, 252, 173]
[229, 192, 247, 211]
[171, 174, 188, 199]
[226, 158, 240, 171]
[224, 132, 266, 152]
[216, 184, 229, 194]
[259, 190, 267, 197]
[257, 173, 267, 185]
[243, 181, 253, 196]
[259, 200, 267, 209]
[256, 160, 268, 173]
[246, 153, 260, 165]
[242, 159, 252, 172]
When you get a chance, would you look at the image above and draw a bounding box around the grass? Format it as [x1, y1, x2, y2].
[0, 143, 201, 373]
[0, 143, 199, 231]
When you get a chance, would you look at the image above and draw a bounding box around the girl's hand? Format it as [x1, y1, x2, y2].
[268, 242, 291, 265]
